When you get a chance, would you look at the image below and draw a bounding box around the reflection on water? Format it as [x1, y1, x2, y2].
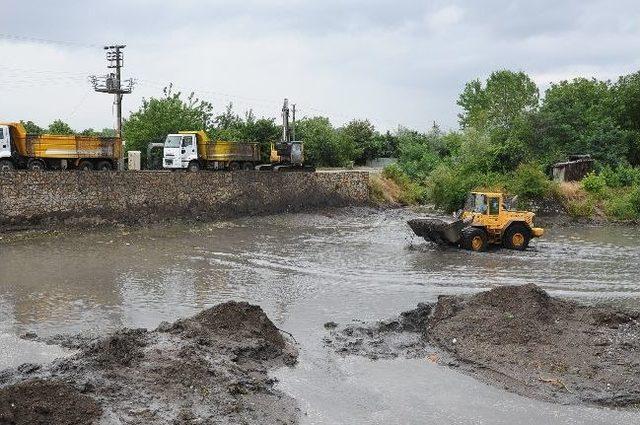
[1, 208, 639, 335]
[1, 208, 639, 424]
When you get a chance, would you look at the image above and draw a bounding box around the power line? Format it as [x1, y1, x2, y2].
[0, 33, 104, 48]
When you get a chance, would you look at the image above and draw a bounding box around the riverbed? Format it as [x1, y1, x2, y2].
[1, 207, 639, 424]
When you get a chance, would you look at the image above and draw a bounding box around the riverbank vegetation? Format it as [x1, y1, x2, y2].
[23, 71, 640, 220]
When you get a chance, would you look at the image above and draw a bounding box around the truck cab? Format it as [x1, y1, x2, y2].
[163, 133, 198, 170]
[0, 124, 14, 170]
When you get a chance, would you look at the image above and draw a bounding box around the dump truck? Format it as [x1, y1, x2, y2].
[162, 131, 260, 172]
[0, 122, 121, 171]
[408, 191, 544, 252]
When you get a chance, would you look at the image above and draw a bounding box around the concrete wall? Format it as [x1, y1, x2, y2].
[0, 171, 370, 228]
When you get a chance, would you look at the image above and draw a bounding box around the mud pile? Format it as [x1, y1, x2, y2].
[326, 284, 640, 407]
[0, 301, 299, 424]
[0, 380, 101, 425]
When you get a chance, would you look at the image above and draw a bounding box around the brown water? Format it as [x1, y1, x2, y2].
[1, 207, 639, 424]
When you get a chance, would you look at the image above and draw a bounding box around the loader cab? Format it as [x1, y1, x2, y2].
[465, 192, 502, 215]
[0, 125, 11, 159]
[163, 133, 198, 169]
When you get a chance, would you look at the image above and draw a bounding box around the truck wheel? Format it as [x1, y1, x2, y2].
[0, 160, 14, 171]
[28, 160, 46, 171]
[78, 160, 94, 171]
[462, 227, 488, 252]
[503, 223, 531, 250]
[229, 162, 240, 171]
[187, 161, 201, 172]
[96, 161, 113, 171]
[242, 162, 253, 171]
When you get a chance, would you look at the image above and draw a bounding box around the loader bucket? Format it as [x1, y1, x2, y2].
[407, 218, 464, 246]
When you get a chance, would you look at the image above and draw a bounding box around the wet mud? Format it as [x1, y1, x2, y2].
[0, 301, 299, 424]
[325, 284, 640, 407]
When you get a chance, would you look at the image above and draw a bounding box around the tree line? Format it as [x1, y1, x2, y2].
[22, 69, 640, 175]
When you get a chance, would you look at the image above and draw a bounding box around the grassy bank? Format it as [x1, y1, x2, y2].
[379, 160, 640, 223]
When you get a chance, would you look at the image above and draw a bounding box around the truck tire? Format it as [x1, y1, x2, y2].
[28, 159, 46, 171]
[462, 227, 488, 252]
[0, 160, 14, 171]
[96, 160, 113, 171]
[78, 160, 94, 171]
[242, 162, 253, 171]
[187, 161, 201, 172]
[503, 223, 531, 250]
[229, 162, 240, 171]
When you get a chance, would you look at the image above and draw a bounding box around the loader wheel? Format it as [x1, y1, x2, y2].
[462, 227, 488, 252]
[78, 160, 94, 171]
[0, 160, 14, 171]
[503, 223, 531, 250]
[28, 160, 46, 171]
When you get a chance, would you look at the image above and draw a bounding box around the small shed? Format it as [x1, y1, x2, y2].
[552, 155, 594, 182]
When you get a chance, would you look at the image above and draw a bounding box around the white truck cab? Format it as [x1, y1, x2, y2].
[163, 133, 197, 170]
[0, 125, 14, 170]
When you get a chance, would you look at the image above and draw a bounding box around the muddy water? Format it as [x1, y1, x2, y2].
[1, 207, 639, 424]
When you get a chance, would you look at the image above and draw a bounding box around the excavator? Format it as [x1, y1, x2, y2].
[408, 191, 544, 252]
[258, 99, 314, 171]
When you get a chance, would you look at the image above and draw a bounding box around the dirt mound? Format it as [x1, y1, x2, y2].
[327, 284, 640, 407]
[166, 301, 294, 365]
[169, 301, 285, 345]
[429, 284, 575, 346]
[1, 301, 299, 424]
[427, 285, 640, 405]
[0, 379, 101, 425]
[83, 328, 148, 367]
[324, 303, 433, 360]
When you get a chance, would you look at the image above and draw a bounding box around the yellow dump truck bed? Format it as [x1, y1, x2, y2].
[25, 134, 121, 160]
[6, 122, 120, 160]
[199, 141, 260, 162]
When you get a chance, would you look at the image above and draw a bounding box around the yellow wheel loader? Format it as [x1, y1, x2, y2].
[408, 192, 544, 252]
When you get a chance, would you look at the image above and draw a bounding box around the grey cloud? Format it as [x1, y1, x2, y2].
[1, 0, 639, 131]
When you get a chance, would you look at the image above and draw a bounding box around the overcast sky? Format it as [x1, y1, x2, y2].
[1, 0, 639, 132]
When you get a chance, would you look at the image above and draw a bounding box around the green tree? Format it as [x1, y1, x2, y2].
[396, 126, 446, 180]
[241, 116, 280, 162]
[80, 128, 98, 136]
[100, 128, 117, 137]
[337, 119, 375, 164]
[20, 120, 43, 135]
[458, 70, 539, 130]
[212, 103, 244, 140]
[123, 85, 213, 158]
[48, 119, 74, 135]
[296, 116, 345, 166]
[537, 78, 629, 166]
[611, 72, 640, 165]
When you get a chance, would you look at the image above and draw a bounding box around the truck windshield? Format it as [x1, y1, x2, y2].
[164, 135, 182, 148]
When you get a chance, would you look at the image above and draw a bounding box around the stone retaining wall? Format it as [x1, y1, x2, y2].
[0, 171, 370, 228]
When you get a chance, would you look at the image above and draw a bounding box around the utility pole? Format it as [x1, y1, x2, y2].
[89, 45, 135, 170]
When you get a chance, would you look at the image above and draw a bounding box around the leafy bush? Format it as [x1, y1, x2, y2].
[507, 163, 551, 200]
[627, 186, 640, 214]
[566, 198, 595, 218]
[600, 165, 640, 188]
[381, 164, 427, 205]
[604, 196, 637, 220]
[581, 172, 607, 195]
